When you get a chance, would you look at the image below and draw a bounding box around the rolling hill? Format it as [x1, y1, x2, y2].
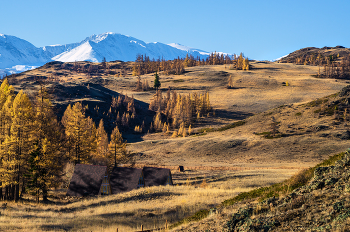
[278, 46, 350, 64]
[3, 53, 350, 231]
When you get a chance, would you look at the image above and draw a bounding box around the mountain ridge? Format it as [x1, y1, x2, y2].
[0, 32, 213, 75]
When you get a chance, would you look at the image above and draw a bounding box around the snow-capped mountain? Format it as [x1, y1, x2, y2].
[0, 34, 50, 69]
[52, 33, 209, 63]
[0, 32, 214, 75]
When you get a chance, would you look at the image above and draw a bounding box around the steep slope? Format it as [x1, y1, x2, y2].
[224, 151, 350, 231]
[52, 32, 209, 62]
[0, 34, 50, 69]
[41, 42, 81, 58]
[168, 43, 210, 56]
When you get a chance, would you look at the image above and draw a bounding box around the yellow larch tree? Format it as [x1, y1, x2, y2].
[3, 90, 34, 201]
[108, 125, 132, 169]
[94, 119, 109, 165]
[0, 79, 15, 200]
[27, 86, 64, 202]
[62, 102, 97, 164]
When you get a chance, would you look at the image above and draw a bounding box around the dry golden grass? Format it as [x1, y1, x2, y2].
[5, 61, 350, 231]
[0, 168, 296, 231]
[0, 186, 246, 231]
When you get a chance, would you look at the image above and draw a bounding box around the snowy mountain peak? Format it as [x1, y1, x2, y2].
[0, 32, 217, 75]
[88, 32, 116, 43]
[83, 32, 134, 44]
[52, 32, 210, 63]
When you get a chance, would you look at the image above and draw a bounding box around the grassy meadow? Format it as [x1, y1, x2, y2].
[0, 168, 297, 231]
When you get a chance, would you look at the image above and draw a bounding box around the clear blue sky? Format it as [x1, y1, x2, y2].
[2, 0, 350, 60]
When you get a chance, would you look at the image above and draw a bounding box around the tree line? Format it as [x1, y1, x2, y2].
[0, 79, 131, 202]
[318, 55, 350, 79]
[132, 52, 250, 77]
[281, 52, 350, 79]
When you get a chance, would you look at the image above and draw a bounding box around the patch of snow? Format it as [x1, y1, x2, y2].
[273, 54, 289, 62]
[11, 64, 38, 72]
[0, 64, 40, 77]
[168, 43, 210, 56]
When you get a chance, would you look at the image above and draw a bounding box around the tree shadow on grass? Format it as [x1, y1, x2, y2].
[251, 67, 281, 71]
[195, 109, 254, 128]
[215, 109, 254, 121]
[28, 191, 182, 214]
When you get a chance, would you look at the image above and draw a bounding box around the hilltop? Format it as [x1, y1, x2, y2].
[278, 46, 350, 64]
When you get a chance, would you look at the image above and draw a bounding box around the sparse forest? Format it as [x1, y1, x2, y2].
[148, 89, 212, 134]
[280, 47, 350, 79]
[132, 52, 250, 77]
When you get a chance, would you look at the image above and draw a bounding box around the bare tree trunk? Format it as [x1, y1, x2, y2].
[42, 188, 48, 202]
[14, 184, 19, 202]
[20, 179, 26, 198]
[11, 184, 15, 201]
[4, 186, 8, 200]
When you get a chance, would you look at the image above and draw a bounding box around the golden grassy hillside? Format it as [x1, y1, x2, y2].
[2, 59, 350, 231]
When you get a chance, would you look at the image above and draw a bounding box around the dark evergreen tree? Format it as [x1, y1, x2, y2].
[154, 71, 161, 90]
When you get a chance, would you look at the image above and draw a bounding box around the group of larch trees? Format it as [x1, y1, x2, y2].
[282, 51, 350, 79]
[0, 79, 130, 202]
[148, 88, 211, 135]
[132, 52, 250, 83]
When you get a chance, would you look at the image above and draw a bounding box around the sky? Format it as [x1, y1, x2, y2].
[1, 0, 350, 61]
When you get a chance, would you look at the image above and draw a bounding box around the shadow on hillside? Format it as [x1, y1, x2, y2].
[27, 191, 183, 213]
[40, 225, 73, 231]
[194, 109, 253, 128]
[48, 82, 153, 143]
[216, 109, 253, 120]
[175, 173, 260, 186]
[251, 66, 281, 71]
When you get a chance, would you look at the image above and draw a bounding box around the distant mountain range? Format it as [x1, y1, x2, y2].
[0, 32, 212, 76]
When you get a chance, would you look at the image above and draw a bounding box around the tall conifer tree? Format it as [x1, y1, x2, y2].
[154, 71, 161, 90]
[26, 87, 63, 202]
[62, 102, 97, 164]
